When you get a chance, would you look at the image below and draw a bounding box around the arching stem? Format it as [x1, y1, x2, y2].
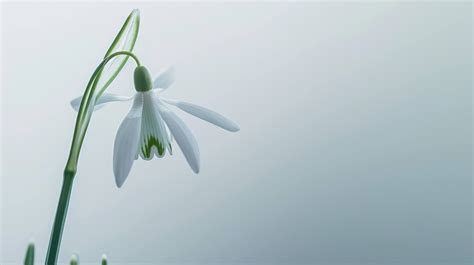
[45, 51, 140, 265]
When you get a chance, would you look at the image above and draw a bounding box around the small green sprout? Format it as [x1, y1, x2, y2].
[23, 242, 34, 265]
[70, 254, 79, 265]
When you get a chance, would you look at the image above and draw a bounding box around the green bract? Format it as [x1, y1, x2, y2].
[97, 9, 140, 97]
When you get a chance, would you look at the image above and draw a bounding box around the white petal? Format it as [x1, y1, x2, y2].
[113, 94, 143, 187]
[157, 102, 200, 173]
[71, 93, 132, 112]
[162, 98, 240, 132]
[153, 66, 175, 90]
[137, 91, 172, 160]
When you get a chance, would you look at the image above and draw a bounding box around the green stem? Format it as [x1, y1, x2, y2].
[45, 176, 73, 265]
[45, 51, 140, 265]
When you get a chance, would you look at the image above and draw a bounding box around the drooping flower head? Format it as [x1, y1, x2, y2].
[72, 65, 239, 187]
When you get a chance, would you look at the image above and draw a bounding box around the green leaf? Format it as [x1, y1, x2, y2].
[96, 9, 140, 98]
[23, 242, 34, 265]
[101, 254, 108, 265]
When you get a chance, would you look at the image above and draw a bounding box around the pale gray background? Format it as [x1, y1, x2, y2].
[1, 1, 472, 265]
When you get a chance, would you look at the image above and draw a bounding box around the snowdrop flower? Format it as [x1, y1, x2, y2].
[71, 66, 239, 187]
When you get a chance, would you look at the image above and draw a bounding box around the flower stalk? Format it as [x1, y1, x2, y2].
[45, 51, 140, 265]
[64, 50, 141, 179]
[45, 9, 140, 265]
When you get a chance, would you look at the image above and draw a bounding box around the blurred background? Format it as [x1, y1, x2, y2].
[1, 2, 472, 264]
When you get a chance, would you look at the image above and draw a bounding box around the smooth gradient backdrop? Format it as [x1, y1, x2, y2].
[1, 2, 472, 265]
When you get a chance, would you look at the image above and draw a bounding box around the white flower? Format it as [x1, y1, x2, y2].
[71, 66, 239, 187]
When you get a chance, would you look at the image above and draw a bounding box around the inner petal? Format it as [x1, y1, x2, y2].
[138, 91, 172, 160]
[141, 135, 165, 159]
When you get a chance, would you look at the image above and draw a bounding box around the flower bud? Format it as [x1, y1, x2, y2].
[70, 253, 79, 265]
